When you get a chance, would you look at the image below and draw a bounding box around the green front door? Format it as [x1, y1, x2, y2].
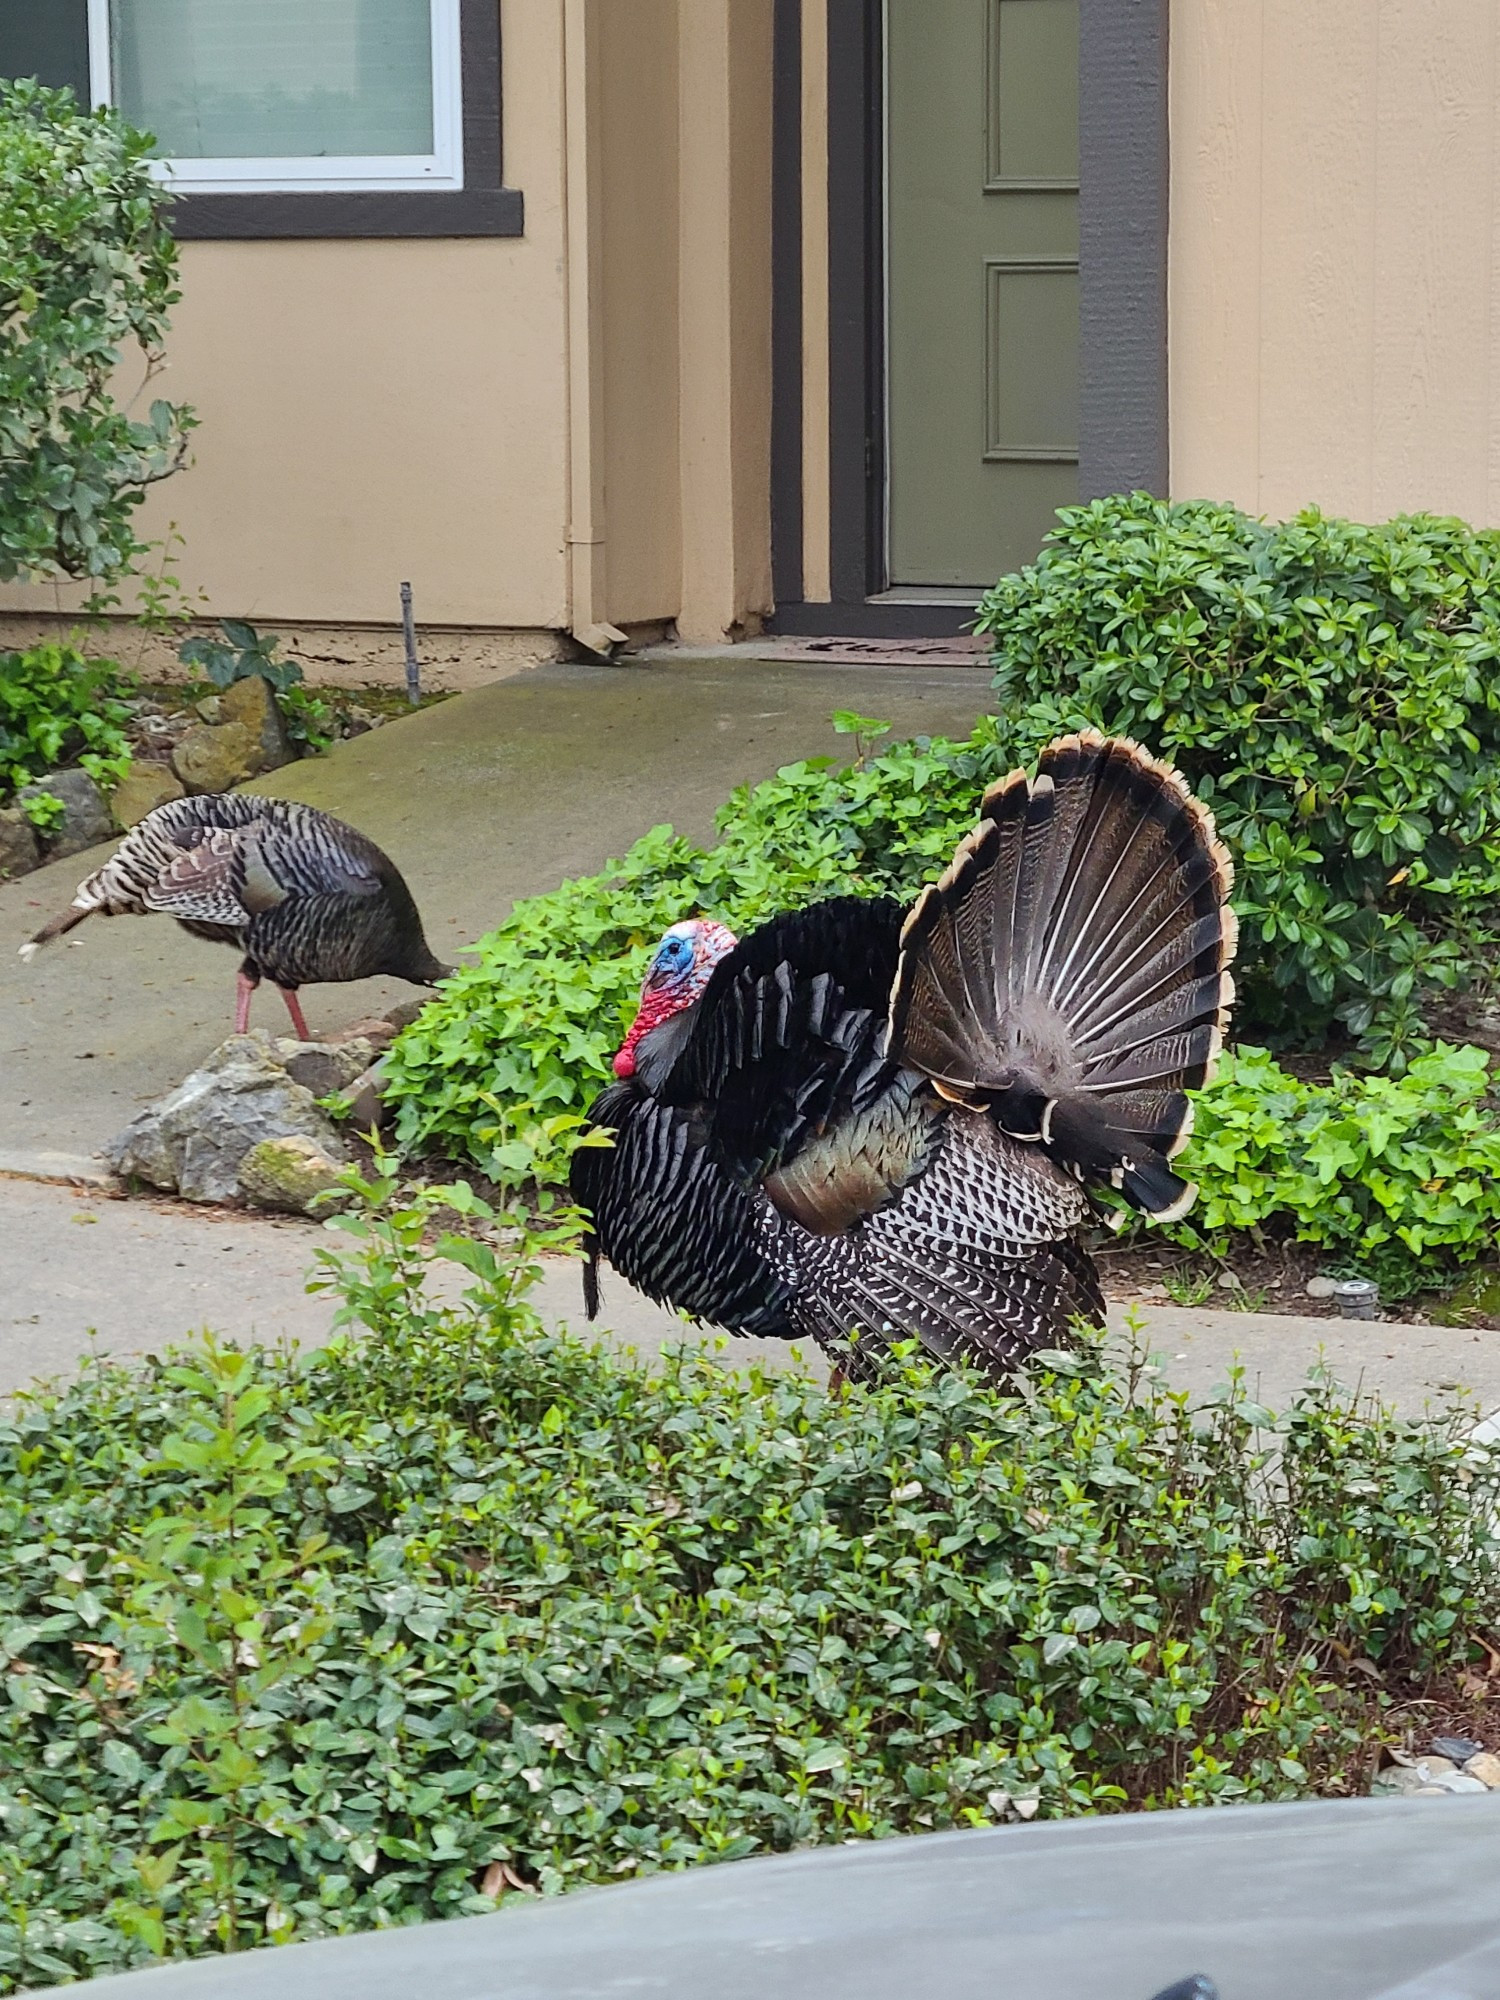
[886, 0, 1079, 590]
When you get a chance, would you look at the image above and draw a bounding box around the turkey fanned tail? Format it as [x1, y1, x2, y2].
[885, 731, 1236, 1221]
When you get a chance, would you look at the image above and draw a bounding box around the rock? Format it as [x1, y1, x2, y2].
[1216, 1269, 1242, 1291]
[239, 1134, 349, 1216]
[1305, 1274, 1339, 1299]
[219, 673, 293, 772]
[109, 761, 185, 829]
[336, 1056, 391, 1135]
[172, 719, 260, 794]
[383, 997, 432, 1033]
[271, 1037, 377, 1098]
[331, 1017, 400, 1050]
[1464, 1752, 1500, 1788]
[16, 769, 113, 859]
[1413, 1756, 1457, 1784]
[1427, 1771, 1489, 1795]
[104, 1032, 347, 1204]
[0, 808, 40, 881]
[195, 695, 225, 723]
[172, 675, 293, 794]
[1371, 1765, 1429, 1797]
[1432, 1735, 1484, 1764]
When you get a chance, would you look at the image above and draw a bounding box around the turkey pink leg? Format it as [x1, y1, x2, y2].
[234, 971, 256, 1035]
[278, 985, 311, 1040]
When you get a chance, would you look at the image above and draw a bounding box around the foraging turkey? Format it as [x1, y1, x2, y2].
[571, 732, 1236, 1381]
[19, 794, 451, 1037]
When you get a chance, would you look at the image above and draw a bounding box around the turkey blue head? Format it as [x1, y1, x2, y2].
[613, 918, 738, 1079]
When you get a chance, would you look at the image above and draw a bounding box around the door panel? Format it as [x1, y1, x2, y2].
[887, 0, 1079, 590]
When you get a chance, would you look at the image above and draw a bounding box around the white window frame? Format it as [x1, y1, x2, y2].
[85, 0, 464, 195]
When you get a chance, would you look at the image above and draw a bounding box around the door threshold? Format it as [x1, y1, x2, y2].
[870, 587, 985, 607]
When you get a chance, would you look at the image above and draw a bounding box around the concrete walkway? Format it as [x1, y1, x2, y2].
[0, 654, 991, 1171]
[3, 649, 1498, 1422]
[2, 1175, 1497, 1421]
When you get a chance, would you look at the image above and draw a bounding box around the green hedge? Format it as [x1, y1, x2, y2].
[0, 1177, 1493, 1987]
[1171, 1043, 1500, 1295]
[384, 498, 1500, 1286]
[978, 495, 1500, 1060]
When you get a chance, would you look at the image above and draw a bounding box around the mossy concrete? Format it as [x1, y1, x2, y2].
[0, 655, 991, 1166]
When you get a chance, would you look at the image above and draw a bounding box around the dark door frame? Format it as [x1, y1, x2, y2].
[768, 0, 1169, 638]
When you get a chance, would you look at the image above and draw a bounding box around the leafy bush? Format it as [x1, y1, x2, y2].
[0, 1172, 1493, 1987]
[0, 80, 194, 583]
[0, 642, 134, 807]
[977, 495, 1500, 1059]
[1167, 1043, 1500, 1296]
[384, 728, 1001, 1168]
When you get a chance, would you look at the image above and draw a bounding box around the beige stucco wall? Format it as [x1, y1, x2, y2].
[0, 0, 573, 643]
[0, 0, 777, 665]
[1170, 0, 1500, 524]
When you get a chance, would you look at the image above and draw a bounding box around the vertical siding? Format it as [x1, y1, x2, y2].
[1171, 0, 1500, 525]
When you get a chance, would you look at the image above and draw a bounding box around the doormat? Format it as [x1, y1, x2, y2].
[757, 636, 990, 669]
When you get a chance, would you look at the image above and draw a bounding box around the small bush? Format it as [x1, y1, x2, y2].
[0, 79, 193, 583]
[383, 731, 1001, 1169]
[0, 1174, 1493, 1986]
[977, 495, 1500, 1058]
[1165, 1043, 1500, 1296]
[0, 642, 134, 804]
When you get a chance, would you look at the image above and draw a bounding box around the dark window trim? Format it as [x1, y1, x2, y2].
[769, 0, 1169, 638]
[167, 0, 522, 241]
[769, 0, 804, 607]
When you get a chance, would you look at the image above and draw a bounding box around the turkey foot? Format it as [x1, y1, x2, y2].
[277, 985, 311, 1040]
[234, 969, 257, 1035]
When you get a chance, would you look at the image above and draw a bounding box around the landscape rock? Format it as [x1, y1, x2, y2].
[17, 769, 113, 859]
[0, 808, 40, 881]
[1371, 1765, 1430, 1797]
[336, 1055, 392, 1135]
[195, 695, 225, 723]
[172, 718, 264, 794]
[1464, 1752, 1500, 1787]
[383, 996, 432, 1033]
[104, 1032, 347, 1204]
[1304, 1274, 1339, 1300]
[1425, 1770, 1489, 1795]
[110, 760, 185, 829]
[1432, 1735, 1483, 1764]
[331, 1016, 400, 1050]
[239, 1134, 350, 1216]
[172, 675, 294, 794]
[271, 1036, 378, 1098]
[219, 673, 294, 772]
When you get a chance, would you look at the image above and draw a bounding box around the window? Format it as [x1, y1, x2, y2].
[92, 0, 463, 194]
[0, 0, 521, 237]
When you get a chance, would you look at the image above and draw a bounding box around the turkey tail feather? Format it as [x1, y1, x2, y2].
[18, 900, 95, 961]
[886, 732, 1236, 1221]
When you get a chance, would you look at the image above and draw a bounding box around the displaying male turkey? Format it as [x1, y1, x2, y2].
[571, 732, 1236, 1382]
[19, 793, 451, 1036]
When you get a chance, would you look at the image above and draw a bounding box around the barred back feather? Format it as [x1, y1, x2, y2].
[21, 794, 450, 992]
[572, 734, 1236, 1383]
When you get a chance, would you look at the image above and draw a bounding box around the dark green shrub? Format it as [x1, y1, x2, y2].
[0, 1173, 1492, 1986]
[0, 642, 134, 813]
[1155, 1042, 1500, 1296]
[0, 79, 193, 583]
[977, 495, 1500, 1058]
